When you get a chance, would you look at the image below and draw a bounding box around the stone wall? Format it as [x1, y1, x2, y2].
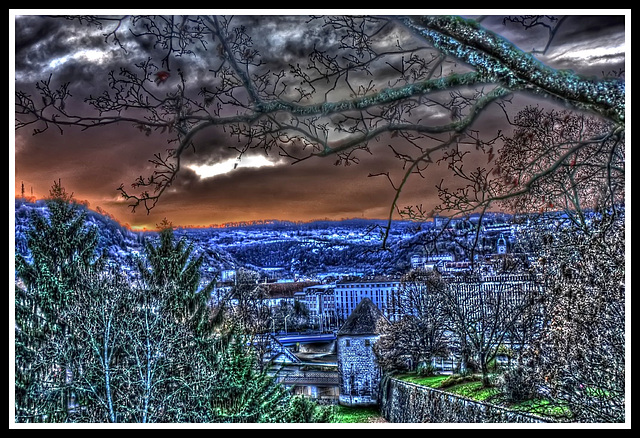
[380, 376, 551, 423]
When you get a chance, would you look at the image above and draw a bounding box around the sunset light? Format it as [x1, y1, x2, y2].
[187, 154, 285, 179]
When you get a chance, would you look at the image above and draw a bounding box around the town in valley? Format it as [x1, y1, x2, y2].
[15, 198, 622, 416]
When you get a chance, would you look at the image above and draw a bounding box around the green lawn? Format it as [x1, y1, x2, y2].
[394, 372, 571, 420]
[395, 374, 450, 388]
[445, 380, 501, 401]
[332, 405, 386, 423]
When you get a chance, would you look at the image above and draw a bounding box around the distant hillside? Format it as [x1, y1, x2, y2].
[14, 198, 145, 259]
[13, 199, 240, 279]
[14, 199, 440, 279]
[15, 198, 621, 284]
[174, 218, 427, 277]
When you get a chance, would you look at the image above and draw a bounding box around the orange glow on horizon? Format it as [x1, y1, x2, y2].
[15, 194, 392, 232]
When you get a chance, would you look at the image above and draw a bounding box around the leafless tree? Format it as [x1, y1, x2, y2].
[46, 262, 213, 422]
[225, 267, 271, 361]
[51, 260, 299, 423]
[489, 105, 626, 422]
[516, 215, 625, 422]
[493, 107, 624, 226]
[441, 263, 543, 386]
[269, 299, 310, 333]
[376, 269, 449, 373]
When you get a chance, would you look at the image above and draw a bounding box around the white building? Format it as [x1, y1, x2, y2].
[334, 279, 402, 323]
[410, 254, 426, 269]
[411, 253, 455, 271]
[441, 261, 473, 274]
[220, 268, 236, 282]
[445, 273, 544, 317]
[302, 284, 337, 332]
[430, 254, 454, 262]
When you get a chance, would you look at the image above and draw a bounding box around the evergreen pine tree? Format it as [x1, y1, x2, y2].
[206, 332, 291, 423]
[15, 180, 103, 422]
[135, 218, 216, 336]
[16, 181, 103, 320]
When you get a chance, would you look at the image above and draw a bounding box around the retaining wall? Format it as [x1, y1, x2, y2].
[380, 376, 552, 423]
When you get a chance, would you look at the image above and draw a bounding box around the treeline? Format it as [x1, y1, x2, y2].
[228, 240, 411, 275]
[13, 182, 334, 424]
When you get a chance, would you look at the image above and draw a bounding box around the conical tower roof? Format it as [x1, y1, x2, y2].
[337, 297, 389, 336]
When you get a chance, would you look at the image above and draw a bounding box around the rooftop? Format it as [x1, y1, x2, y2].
[337, 297, 389, 336]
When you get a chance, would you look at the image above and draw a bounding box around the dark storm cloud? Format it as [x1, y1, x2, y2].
[15, 16, 99, 79]
[14, 16, 81, 49]
[552, 15, 625, 43]
[538, 15, 626, 77]
[236, 15, 337, 70]
[14, 16, 60, 61]
[15, 15, 173, 87]
[13, 12, 627, 228]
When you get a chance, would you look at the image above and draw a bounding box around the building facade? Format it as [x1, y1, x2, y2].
[302, 284, 337, 332]
[334, 279, 402, 323]
[444, 273, 544, 333]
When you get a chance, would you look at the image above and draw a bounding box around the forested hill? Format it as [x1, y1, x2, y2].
[14, 199, 440, 278]
[14, 198, 147, 264]
[173, 218, 427, 277]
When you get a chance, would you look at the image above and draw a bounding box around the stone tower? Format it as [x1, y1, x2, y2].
[336, 297, 389, 407]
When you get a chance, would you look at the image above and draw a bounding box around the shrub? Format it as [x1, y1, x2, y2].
[497, 365, 539, 402]
[416, 362, 438, 377]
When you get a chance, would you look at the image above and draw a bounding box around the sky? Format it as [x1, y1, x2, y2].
[11, 10, 628, 230]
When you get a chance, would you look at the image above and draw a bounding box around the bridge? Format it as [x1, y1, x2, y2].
[255, 333, 337, 365]
[275, 333, 336, 345]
